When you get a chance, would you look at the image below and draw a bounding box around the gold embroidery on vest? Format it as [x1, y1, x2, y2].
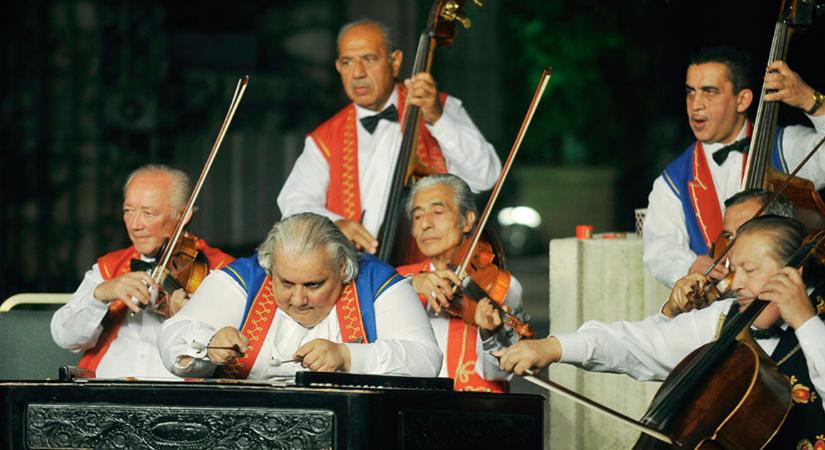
[454, 322, 476, 385]
[462, 386, 493, 392]
[688, 148, 713, 247]
[338, 283, 364, 343]
[223, 279, 275, 377]
[249, 283, 275, 342]
[789, 375, 818, 405]
[341, 108, 358, 219]
[714, 313, 727, 340]
[313, 133, 332, 159]
[101, 262, 112, 279]
[451, 324, 496, 392]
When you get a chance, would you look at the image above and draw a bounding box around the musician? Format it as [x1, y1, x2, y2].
[396, 174, 523, 392]
[277, 19, 501, 254]
[643, 46, 825, 287]
[51, 164, 234, 378]
[498, 216, 825, 447]
[158, 212, 442, 379]
[662, 188, 794, 318]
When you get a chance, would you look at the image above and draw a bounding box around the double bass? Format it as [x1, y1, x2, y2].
[705, 0, 824, 260]
[377, 0, 481, 266]
[691, 0, 825, 309]
[739, 0, 825, 230]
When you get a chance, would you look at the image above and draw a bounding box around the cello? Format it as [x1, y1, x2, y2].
[377, 0, 481, 266]
[632, 230, 825, 449]
[513, 228, 825, 449]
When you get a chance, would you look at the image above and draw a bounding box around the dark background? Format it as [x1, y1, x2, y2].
[2, 0, 824, 301]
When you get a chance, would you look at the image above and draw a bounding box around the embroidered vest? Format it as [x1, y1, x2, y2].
[219, 253, 403, 379]
[77, 237, 233, 372]
[396, 259, 508, 393]
[721, 289, 825, 449]
[662, 124, 788, 255]
[309, 84, 449, 222]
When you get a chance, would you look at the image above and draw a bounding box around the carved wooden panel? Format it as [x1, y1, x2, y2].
[26, 403, 335, 449]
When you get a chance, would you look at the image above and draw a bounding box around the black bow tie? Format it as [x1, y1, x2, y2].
[750, 325, 782, 340]
[359, 104, 398, 134]
[712, 138, 750, 165]
[130, 259, 154, 272]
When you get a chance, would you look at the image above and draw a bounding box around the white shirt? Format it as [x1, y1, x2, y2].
[159, 269, 443, 379]
[420, 262, 524, 382]
[643, 115, 825, 287]
[277, 89, 502, 236]
[50, 259, 177, 378]
[555, 298, 825, 413]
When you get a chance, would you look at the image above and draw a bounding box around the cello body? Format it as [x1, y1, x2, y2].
[634, 334, 791, 449]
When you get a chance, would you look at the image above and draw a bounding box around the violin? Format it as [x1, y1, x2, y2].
[134, 76, 248, 311]
[130, 235, 210, 298]
[448, 237, 534, 338]
[377, 0, 481, 266]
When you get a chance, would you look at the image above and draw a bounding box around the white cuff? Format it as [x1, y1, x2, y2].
[174, 325, 216, 369]
[426, 107, 458, 145]
[345, 343, 373, 374]
[554, 333, 582, 364]
[795, 315, 825, 349]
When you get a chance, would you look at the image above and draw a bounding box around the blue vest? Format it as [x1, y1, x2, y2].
[661, 128, 789, 255]
[220, 253, 402, 342]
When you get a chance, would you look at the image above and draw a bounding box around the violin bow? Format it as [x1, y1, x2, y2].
[151, 76, 249, 285]
[454, 68, 552, 277]
[703, 133, 825, 277]
[486, 69, 678, 446]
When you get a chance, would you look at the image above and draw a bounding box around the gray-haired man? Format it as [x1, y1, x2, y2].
[159, 212, 441, 379]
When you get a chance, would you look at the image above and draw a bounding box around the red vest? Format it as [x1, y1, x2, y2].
[218, 277, 368, 379]
[77, 237, 233, 372]
[309, 84, 449, 222]
[396, 260, 508, 393]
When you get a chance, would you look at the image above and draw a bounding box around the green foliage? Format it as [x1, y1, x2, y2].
[502, 1, 653, 165]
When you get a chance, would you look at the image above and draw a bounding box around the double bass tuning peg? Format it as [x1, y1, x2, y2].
[441, 1, 472, 29]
